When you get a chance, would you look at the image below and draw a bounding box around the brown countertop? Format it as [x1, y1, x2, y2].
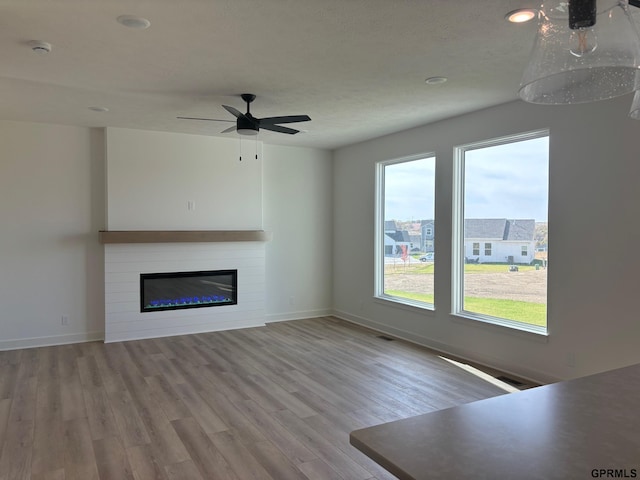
[350, 363, 640, 479]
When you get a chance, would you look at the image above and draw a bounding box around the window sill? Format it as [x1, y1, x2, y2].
[374, 295, 435, 314]
[451, 312, 549, 343]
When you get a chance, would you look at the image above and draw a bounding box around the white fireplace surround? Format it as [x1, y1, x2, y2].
[102, 129, 269, 343]
[104, 241, 266, 342]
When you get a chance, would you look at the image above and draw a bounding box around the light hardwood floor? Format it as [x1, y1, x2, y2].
[0, 317, 512, 480]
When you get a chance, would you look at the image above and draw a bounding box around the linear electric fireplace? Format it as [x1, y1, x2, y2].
[140, 269, 237, 312]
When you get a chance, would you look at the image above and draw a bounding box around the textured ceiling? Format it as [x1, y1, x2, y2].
[0, 1, 554, 149]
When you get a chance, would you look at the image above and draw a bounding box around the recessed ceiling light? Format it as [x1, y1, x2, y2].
[88, 106, 109, 112]
[505, 8, 537, 23]
[425, 76, 448, 85]
[117, 15, 151, 29]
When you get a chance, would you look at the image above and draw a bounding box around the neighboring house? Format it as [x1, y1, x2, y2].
[384, 220, 398, 234]
[464, 219, 535, 264]
[409, 234, 422, 252]
[421, 219, 435, 253]
[384, 220, 434, 256]
[384, 230, 412, 256]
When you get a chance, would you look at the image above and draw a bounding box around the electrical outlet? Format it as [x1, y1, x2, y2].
[61, 315, 69, 326]
[187, 200, 196, 211]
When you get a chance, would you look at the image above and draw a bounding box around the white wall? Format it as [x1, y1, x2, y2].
[105, 128, 270, 341]
[0, 121, 105, 348]
[0, 121, 333, 348]
[11, 97, 637, 383]
[105, 127, 263, 230]
[263, 144, 333, 321]
[106, 128, 333, 324]
[333, 95, 640, 383]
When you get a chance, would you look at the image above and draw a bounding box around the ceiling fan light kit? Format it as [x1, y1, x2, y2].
[236, 115, 259, 136]
[518, 0, 640, 105]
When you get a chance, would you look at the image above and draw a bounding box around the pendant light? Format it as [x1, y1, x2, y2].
[629, 90, 640, 118]
[519, 0, 640, 104]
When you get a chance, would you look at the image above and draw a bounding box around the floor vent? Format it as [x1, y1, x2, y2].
[496, 375, 525, 387]
[377, 335, 395, 341]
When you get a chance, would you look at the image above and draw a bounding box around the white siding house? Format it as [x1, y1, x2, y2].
[465, 219, 536, 264]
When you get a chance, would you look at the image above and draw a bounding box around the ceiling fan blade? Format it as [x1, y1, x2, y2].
[258, 115, 311, 125]
[220, 125, 237, 133]
[222, 105, 244, 118]
[260, 124, 300, 135]
[177, 116, 234, 123]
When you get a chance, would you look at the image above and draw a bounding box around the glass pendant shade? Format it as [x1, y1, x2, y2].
[519, 0, 640, 104]
[629, 90, 640, 118]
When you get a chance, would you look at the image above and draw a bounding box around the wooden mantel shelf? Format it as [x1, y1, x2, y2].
[99, 230, 272, 244]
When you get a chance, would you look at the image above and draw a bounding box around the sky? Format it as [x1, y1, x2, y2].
[384, 156, 436, 222]
[384, 136, 549, 222]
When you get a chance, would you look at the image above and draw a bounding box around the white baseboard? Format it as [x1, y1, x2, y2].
[332, 309, 561, 385]
[265, 308, 332, 323]
[0, 331, 105, 351]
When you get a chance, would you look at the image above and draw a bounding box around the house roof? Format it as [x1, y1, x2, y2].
[388, 231, 411, 243]
[384, 221, 397, 232]
[465, 219, 535, 241]
[504, 219, 536, 241]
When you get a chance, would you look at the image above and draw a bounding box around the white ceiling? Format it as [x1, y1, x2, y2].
[1, 1, 548, 150]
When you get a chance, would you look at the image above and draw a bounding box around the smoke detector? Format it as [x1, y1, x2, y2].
[28, 40, 52, 55]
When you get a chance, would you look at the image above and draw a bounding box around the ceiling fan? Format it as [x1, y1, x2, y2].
[178, 93, 311, 136]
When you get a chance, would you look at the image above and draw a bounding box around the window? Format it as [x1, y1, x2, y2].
[376, 154, 436, 308]
[453, 131, 549, 334]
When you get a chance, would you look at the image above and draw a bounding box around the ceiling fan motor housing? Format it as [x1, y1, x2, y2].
[237, 115, 259, 135]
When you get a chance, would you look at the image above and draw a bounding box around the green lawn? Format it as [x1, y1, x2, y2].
[385, 290, 546, 327]
[463, 297, 546, 326]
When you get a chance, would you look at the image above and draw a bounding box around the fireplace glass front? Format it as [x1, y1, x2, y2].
[140, 269, 237, 312]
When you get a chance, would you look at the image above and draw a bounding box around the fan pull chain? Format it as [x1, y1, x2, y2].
[238, 137, 259, 162]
